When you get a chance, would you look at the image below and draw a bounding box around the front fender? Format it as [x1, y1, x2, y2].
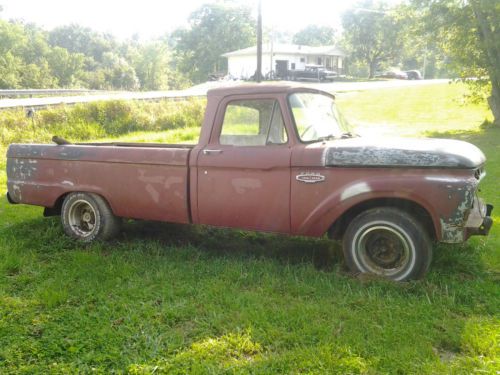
[296, 177, 441, 239]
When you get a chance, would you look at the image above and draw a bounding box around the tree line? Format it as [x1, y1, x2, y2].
[341, 0, 499, 124]
[0, 1, 498, 123]
[0, 2, 258, 91]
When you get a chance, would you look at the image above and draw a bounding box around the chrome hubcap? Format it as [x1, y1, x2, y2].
[354, 223, 413, 278]
[68, 200, 97, 237]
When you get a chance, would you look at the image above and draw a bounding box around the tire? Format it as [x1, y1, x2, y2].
[342, 207, 432, 281]
[61, 192, 121, 242]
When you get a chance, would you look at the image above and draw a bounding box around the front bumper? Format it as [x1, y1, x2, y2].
[465, 197, 493, 238]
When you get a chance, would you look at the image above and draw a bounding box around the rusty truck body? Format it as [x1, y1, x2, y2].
[6, 84, 493, 280]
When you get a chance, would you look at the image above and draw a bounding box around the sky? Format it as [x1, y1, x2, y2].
[0, 0, 397, 40]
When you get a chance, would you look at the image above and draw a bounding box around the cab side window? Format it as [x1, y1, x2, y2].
[220, 99, 288, 146]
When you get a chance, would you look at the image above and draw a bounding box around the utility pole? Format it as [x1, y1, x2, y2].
[256, 0, 262, 82]
[422, 47, 427, 79]
[270, 29, 274, 79]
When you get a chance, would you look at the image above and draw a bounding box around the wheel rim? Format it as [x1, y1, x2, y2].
[353, 222, 414, 278]
[68, 199, 97, 237]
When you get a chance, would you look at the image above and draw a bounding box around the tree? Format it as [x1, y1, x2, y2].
[172, 2, 256, 82]
[133, 42, 171, 90]
[48, 24, 116, 63]
[293, 25, 336, 46]
[0, 52, 22, 88]
[101, 52, 139, 90]
[341, 1, 410, 78]
[20, 62, 57, 88]
[47, 47, 85, 87]
[413, 0, 500, 124]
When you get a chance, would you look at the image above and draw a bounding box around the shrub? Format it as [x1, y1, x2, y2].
[0, 98, 206, 147]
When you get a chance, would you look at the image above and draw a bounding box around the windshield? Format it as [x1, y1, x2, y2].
[289, 92, 352, 142]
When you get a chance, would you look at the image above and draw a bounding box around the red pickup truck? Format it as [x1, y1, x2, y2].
[6, 84, 493, 281]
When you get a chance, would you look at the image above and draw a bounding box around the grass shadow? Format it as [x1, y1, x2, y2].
[0, 209, 343, 273]
[422, 119, 496, 141]
[120, 220, 344, 272]
[1, 211, 494, 283]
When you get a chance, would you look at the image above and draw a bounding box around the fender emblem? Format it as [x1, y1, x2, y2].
[296, 172, 326, 184]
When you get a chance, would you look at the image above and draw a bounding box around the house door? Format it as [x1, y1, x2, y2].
[275, 60, 288, 79]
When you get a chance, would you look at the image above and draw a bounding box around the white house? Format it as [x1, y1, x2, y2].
[222, 43, 346, 80]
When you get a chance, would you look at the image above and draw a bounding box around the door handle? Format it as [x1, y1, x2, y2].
[203, 149, 223, 155]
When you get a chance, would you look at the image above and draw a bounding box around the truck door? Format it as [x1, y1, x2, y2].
[196, 96, 291, 233]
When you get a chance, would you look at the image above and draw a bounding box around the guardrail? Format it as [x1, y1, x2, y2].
[0, 89, 106, 97]
[0, 88, 209, 110]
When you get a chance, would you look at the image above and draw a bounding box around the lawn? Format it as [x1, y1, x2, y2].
[0, 83, 499, 374]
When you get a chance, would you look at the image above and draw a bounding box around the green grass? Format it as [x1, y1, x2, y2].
[336, 82, 492, 136]
[0, 83, 499, 374]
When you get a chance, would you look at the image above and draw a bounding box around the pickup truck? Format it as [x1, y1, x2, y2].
[289, 65, 337, 82]
[6, 84, 493, 281]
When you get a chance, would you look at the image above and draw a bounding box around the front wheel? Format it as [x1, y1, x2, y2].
[342, 208, 432, 281]
[61, 192, 121, 242]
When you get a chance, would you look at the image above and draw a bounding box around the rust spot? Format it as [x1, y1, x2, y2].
[439, 179, 477, 243]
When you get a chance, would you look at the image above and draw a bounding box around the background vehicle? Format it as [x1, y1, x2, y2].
[288, 65, 337, 82]
[405, 70, 423, 80]
[375, 70, 408, 79]
[6, 84, 492, 281]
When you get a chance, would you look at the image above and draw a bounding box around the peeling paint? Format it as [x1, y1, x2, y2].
[324, 138, 485, 168]
[137, 172, 183, 190]
[57, 148, 85, 160]
[137, 170, 164, 184]
[164, 176, 183, 189]
[145, 184, 160, 203]
[11, 184, 22, 201]
[7, 158, 38, 181]
[440, 219, 464, 243]
[340, 182, 371, 201]
[439, 178, 477, 243]
[231, 178, 262, 194]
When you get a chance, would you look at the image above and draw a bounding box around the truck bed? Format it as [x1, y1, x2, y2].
[7, 143, 193, 224]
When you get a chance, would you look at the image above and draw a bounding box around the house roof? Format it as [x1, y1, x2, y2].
[222, 43, 346, 58]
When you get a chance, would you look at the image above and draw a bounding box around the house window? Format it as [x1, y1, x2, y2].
[291, 63, 296, 70]
[317, 57, 322, 65]
[300, 57, 305, 63]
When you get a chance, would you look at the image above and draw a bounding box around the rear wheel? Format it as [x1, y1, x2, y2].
[342, 207, 432, 281]
[61, 192, 120, 242]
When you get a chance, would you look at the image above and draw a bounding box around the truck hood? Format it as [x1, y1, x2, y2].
[323, 137, 485, 168]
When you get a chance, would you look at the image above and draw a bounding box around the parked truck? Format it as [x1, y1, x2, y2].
[6, 84, 493, 281]
[288, 65, 337, 82]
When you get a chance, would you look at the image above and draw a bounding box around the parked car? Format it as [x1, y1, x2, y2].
[405, 70, 423, 80]
[288, 65, 337, 82]
[375, 70, 408, 79]
[6, 84, 493, 281]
